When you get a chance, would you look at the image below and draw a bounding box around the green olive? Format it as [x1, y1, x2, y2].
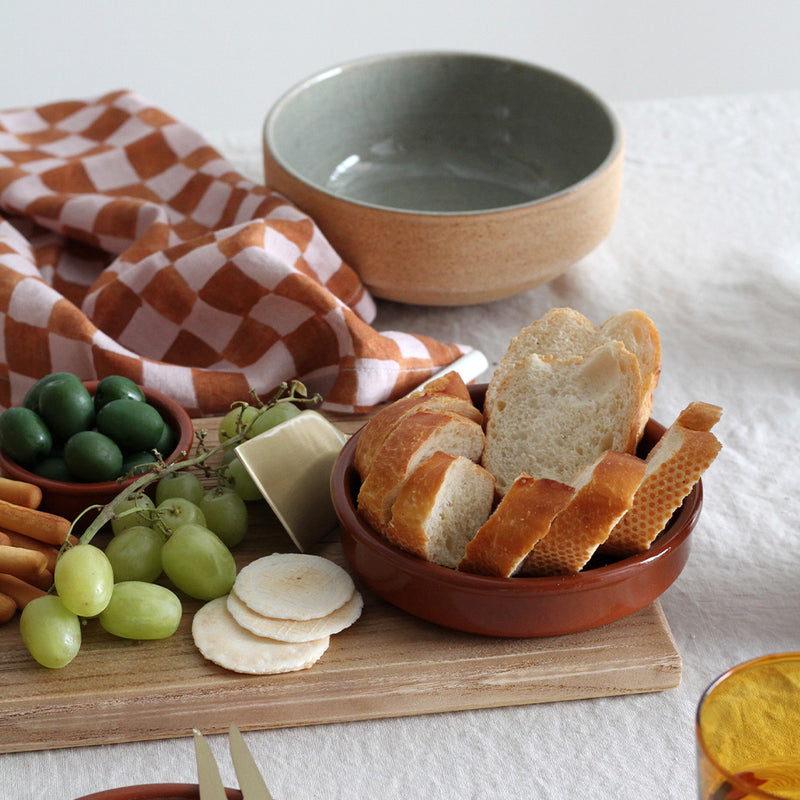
[0, 407, 53, 467]
[64, 431, 124, 482]
[96, 399, 165, 452]
[37, 377, 95, 442]
[93, 375, 146, 411]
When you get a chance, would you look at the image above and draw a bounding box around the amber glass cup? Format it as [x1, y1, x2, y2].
[696, 653, 800, 799]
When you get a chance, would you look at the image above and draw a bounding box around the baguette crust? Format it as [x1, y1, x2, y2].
[676, 400, 723, 432]
[407, 370, 473, 401]
[599, 409, 722, 558]
[386, 452, 495, 569]
[356, 410, 485, 533]
[459, 475, 575, 577]
[518, 451, 647, 576]
[354, 392, 483, 480]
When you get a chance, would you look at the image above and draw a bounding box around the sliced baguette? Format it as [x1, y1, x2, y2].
[599, 403, 723, 558]
[484, 307, 661, 435]
[459, 475, 575, 577]
[407, 370, 473, 401]
[354, 391, 483, 480]
[357, 410, 486, 533]
[518, 450, 647, 576]
[385, 452, 496, 569]
[482, 340, 646, 494]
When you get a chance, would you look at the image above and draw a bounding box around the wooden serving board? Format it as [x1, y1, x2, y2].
[0, 416, 682, 754]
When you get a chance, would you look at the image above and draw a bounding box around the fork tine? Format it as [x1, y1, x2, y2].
[228, 723, 275, 800]
[193, 729, 229, 800]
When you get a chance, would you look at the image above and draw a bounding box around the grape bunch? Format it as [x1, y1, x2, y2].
[19, 381, 318, 669]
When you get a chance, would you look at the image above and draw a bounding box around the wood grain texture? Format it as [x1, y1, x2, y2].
[0, 415, 681, 754]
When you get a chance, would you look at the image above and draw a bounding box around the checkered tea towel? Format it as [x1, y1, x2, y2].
[0, 90, 468, 416]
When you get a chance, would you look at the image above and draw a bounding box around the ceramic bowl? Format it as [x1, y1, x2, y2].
[75, 785, 241, 800]
[0, 381, 195, 523]
[263, 51, 623, 306]
[330, 385, 701, 637]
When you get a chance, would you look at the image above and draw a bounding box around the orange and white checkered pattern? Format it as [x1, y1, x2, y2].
[0, 90, 466, 416]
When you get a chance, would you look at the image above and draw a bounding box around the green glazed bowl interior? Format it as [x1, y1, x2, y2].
[265, 51, 621, 214]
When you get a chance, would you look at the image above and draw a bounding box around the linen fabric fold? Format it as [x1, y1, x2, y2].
[0, 90, 466, 416]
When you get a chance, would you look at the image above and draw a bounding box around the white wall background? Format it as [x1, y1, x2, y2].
[2, 0, 799, 136]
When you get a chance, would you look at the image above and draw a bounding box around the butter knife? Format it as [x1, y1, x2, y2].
[228, 724, 275, 800]
[193, 729, 228, 800]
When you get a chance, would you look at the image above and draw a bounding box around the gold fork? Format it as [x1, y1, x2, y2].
[193, 724, 275, 800]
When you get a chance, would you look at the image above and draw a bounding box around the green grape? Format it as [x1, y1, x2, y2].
[161, 523, 236, 600]
[104, 526, 165, 583]
[155, 471, 205, 506]
[20, 595, 82, 668]
[249, 402, 302, 438]
[218, 404, 259, 441]
[98, 581, 182, 640]
[54, 543, 114, 617]
[156, 496, 206, 532]
[222, 453, 262, 502]
[199, 487, 249, 548]
[111, 494, 156, 535]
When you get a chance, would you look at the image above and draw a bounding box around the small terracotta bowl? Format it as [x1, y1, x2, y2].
[263, 51, 623, 306]
[331, 385, 701, 637]
[75, 784, 241, 800]
[0, 381, 195, 523]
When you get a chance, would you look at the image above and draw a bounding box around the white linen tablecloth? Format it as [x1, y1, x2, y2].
[2, 89, 799, 800]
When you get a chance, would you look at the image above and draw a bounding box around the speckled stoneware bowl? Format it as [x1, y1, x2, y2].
[263, 51, 623, 306]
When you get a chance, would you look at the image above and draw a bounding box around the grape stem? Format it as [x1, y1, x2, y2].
[74, 381, 319, 547]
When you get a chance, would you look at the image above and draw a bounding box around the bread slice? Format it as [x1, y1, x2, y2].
[354, 391, 483, 480]
[482, 340, 646, 494]
[600, 310, 662, 437]
[675, 400, 723, 432]
[356, 410, 486, 533]
[599, 403, 722, 558]
[459, 475, 575, 577]
[484, 308, 661, 433]
[407, 370, 473, 401]
[385, 452, 495, 569]
[518, 451, 647, 576]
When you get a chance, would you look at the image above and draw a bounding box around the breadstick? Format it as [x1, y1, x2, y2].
[0, 477, 42, 509]
[0, 592, 16, 624]
[0, 544, 48, 580]
[29, 568, 53, 591]
[0, 573, 46, 609]
[1, 529, 60, 572]
[0, 499, 74, 546]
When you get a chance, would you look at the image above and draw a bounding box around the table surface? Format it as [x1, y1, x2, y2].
[2, 88, 799, 800]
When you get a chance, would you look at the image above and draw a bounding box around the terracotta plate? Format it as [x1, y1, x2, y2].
[331, 385, 701, 638]
[74, 785, 241, 800]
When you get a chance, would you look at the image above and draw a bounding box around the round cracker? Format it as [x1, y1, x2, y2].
[228, 588, 363, 642]
[192, 596, 329, 675]
[234, 553, 355, 621]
